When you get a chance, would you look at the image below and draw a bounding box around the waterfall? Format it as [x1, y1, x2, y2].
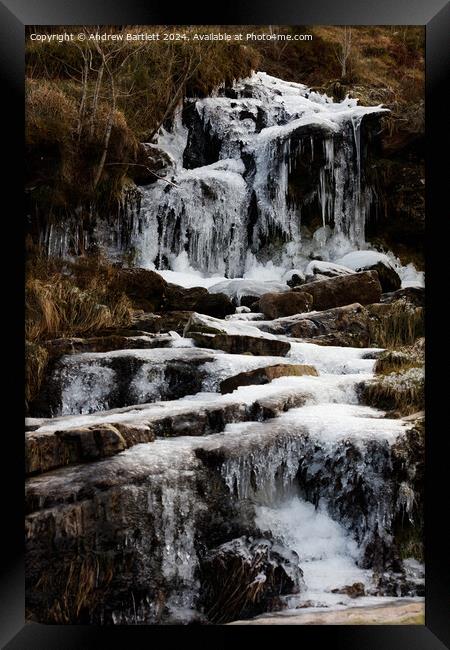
[123, 72, 387, 275]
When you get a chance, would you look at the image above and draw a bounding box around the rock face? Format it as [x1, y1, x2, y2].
[190, 332, 291, 357]
[26, 383, 316, 475]
[294, 271, 382, 311]
[114, 268, 167, 311]
[259, 291, 313, 319]
[199, 537, 304, 624]
[220, 364, 318, 394]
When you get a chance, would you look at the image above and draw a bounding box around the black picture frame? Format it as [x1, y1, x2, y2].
[1, 1, 448, 647]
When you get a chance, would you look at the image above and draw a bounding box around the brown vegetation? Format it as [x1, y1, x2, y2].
[25, 252, 134, 408]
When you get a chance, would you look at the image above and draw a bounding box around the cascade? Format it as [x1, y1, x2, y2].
[124, 72, 387, 275]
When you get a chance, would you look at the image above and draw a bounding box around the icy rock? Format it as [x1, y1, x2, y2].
[184, 311, 280, 338]
[219, 364, 318, 394]
[199, 536, 304, 623]
[305, 260, 355, 280]
[284, 270, 306, 288]
[190, 332, 291, 357]
[41, 334, 174, 357]
[259, 291, 313, 320]
[336, 251, 401, 293]
[294, 271, 382, 311]
[35, 348, 218, 417]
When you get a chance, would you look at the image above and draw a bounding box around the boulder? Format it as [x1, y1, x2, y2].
[131, 311, 193, 334]
[190, 332, 291, 357]
[259, 291, 313, 319]
[164, 285, 234, 318]
[220, 364, 318, 394]
[165, 284, 208, 311]
[114, 268, 167, 311]
[331, 582, 365, 599]
[290, 303, 370, 347]
[195, 292, 235, 318]
[199, 537, 303, 624]
[293, 271, 382, 311]
[336, 251, 401, 292]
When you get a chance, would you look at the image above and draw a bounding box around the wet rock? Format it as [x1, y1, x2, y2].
[26, 382, 322, 475]
[259, 291, 313, 319]
[372, 572, 425, 598]
[199, 537, 303, 624]
[114, 267, 167, 311]
[331, 582, 365, 598]
[220, 364, 318, 394]
[293, 271, 382, 311]
[25, 422, 154, 475]
[33, 348, 216, 418]
[190, 332, 291, 357]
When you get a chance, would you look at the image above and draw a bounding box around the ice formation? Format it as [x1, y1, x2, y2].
[126, 72, 390, 279]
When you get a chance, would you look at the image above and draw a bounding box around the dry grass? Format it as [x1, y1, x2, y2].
[25, 275, 132, 342]
[33, 553, 114, 624]
[374, 338, 424, 375]
[361, 367, 424, 416]
[25, 342, 49, 405]
[25, 252, 134, 409]
[367, 301, 424, 348]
